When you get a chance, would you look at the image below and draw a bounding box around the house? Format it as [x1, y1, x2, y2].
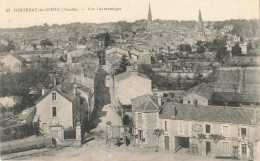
[131, 94, 160, 147]
[1, 54, 26, 73]
[114, 68, 152, 106]
[183, 83, 213, 106]
[158, 103, 258, 160]
[34, 82, 82, 135]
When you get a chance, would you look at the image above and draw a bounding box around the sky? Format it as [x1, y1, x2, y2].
[0, 0, 259, 28]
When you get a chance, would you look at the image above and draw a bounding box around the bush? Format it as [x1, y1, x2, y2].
[64, 127, 76, 139]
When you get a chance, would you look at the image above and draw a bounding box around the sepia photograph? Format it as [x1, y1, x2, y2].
[0, 0, 259, 160]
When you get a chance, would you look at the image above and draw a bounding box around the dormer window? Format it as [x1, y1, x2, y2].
[52, 92, 56, 101]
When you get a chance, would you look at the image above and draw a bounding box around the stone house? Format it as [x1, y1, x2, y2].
[114, 69, 152, 106]
[183, 83, 213, 106]
[34, 82, 82, 142]
[1, 54, 26, 73]
[131, 94, 160, 148]
[158, 103, 258, 160]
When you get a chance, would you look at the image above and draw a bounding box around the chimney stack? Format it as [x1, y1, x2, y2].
[42, 88, 45, 96]
[53, 77, 57, 86]
[158, 95, 162, 106]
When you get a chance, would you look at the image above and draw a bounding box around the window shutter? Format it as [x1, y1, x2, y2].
[238, 127, 240, 137]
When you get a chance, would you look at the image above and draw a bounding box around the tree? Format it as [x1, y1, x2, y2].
[153, 129, 164, 152]
[115, 55, 131, 75]
[197, 46, 205, 54]
[104, 31, 110, 48]
[216, 45, 228, 63]
[246, 42, 253, 54]
[232, 43, 242, 56]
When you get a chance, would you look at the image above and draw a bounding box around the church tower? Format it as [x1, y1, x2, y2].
[198, 9, 204, 32]
[148, 3, 152, 21]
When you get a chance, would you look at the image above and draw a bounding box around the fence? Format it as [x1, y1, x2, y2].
[0, 135, 52, 155]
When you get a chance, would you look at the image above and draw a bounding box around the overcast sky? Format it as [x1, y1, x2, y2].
[0, 0, 259, 28]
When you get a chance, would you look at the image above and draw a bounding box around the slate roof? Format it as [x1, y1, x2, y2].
[35, 82, 78, 104]
[115, 71, 150, 82]
[160, 103, 256, 125]
[185, 83, 213, 99]
[131, 94, 159, 113]
[211, 92, 260, 103]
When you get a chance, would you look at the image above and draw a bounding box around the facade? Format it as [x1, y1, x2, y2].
[183, 83, 213, 106]
[35, 82, 81, 134]
[131, 94, 160, 147]
[157, 103, 258, 160]
[114, 70, 152, 105]
[1, 54, 26, 73]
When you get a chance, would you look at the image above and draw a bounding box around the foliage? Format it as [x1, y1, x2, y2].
[197, 133, 206, 143]
[123, 115, 132, 125]
[232, 43, 242, 56]
[0, 65, 52, 113]
[153, 129, 164, 151]
[246, 42, 253, 54]
[40, 39, 53, 48]
[64, 127, 76, 139]
[209, 134, 225, 144]
[115, 55, 131, 75]
[178, 44, 191, 52]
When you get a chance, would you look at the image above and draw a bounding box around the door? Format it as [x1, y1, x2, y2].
[241, 144, 247, 158]
[206, 142, 211, 155]
[42, 123, 47, 134]
[165, 136, 170, 150]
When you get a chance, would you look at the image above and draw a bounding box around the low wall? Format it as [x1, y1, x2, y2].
[0, 135, 52, 154]
[63, 139, 81, 147]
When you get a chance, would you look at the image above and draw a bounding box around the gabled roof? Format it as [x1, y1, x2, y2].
[185, 83, 213, 99]
[211, 92, 260, 103]
[115, 71, 150, 82]
[160, 103, 256, 125]
[131, 94, 159, 113]
[11, 54, 26, 62]
[35, 82, 78, 104]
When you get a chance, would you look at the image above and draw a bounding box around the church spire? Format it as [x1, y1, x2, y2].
[198, 9, 204, 32]
[148, 3, 152, 21]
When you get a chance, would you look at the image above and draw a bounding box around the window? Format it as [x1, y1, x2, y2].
[52, 107, 57, 117]
[165, 121, 168, 131]
[205, 124, 211, 133]
[188, 101, 190, 104]
[223, 142, 230, 153]
[138, 130, 143, 140]
[242, 144, 247, 155]
[52, 92, 56, 101]
[241, 128, 247, 137]
[223, 126, 229, 136]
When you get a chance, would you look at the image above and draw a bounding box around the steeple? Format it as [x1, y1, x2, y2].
[198, 9, 204, 32]
[148, 3, 152, 21]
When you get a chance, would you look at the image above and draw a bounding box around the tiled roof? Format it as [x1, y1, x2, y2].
[12, 54, 26, 62]
[35, 82, 78, 104]
[185, 83, 213, 99]
[160, 103, 256, 125]
[115, 71, 150, 82]
[211, 92, 260, 103]
[131, 94, 159, 113]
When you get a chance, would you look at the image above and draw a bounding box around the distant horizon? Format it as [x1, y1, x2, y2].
[0, 18, 259, 30]
[0, 0, 259, 29]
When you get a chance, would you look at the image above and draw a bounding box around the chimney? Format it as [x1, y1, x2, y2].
[126, 66, 134, 72]
[57, 84, 62, 91]
[73, 88, 77, 95]
[53, 77, 57, 86]
[172, 106, 177, 117]
[158, 95, 162, 106]
[42, 88, 46, 96]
